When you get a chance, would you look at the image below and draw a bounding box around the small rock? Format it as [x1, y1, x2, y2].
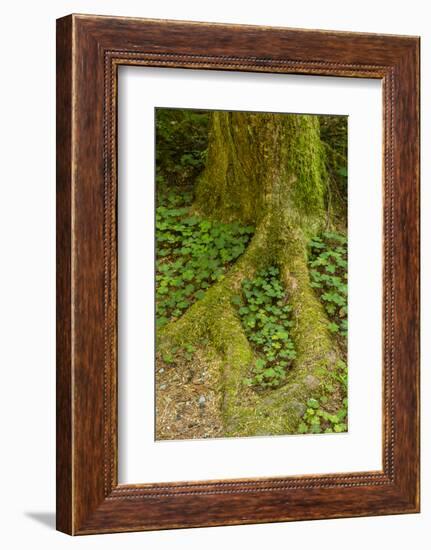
[305, 375, 319, 389]
[160, 384, 167, 390]
[198, 395, 206, 406]
[159, 368, 165, 374]
[327, 350, 337, 364]
[284, 400, 306, 417]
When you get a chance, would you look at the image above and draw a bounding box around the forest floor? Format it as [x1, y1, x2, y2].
[155, 348, 224, 440]
[154, 189, 348, 440]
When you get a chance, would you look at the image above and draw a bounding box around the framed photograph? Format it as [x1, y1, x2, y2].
[56, 14, 420, 534]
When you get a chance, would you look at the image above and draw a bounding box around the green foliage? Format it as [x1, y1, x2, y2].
[155, 108, 209, 191]
[308, 231, 348, 338]
[288, 115, 328, 217]
[298, 360, 348, 434]
[233, 267, 296, 390]
[319, 115, 348, 222]
[161, 343, 197, 366]
[156, 192, 254, 327]
[301, 231, 348, 434]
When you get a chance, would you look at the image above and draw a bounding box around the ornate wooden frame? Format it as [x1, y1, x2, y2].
[56, 14, 420, 534]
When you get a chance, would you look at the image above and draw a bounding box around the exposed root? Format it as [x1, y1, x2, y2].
[157, 220, 344, 438]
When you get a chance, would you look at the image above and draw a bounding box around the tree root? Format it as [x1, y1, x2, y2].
[157, 222, 344, 437]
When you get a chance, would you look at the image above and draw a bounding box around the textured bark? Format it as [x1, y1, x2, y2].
[195, 111, 327, 231]
[160, 111, 344, 435]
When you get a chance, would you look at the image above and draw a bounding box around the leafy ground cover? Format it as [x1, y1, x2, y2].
[155, 108, 209, 189]
[156, 190, 255, 328]
[308, 231, 348, 338]
[232, 267, 296, 390]
[298, 360, 348, 434]
[298, 232, 348, 434]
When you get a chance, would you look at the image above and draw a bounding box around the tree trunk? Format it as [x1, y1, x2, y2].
[159, 111, 344, 436]
[195, 111, 326, 229]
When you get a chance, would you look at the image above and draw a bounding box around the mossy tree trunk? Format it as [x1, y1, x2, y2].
[159, 111, 344, 436]
[195, 111, 326, 229]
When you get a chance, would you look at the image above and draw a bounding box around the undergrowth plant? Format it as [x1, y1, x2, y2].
[298, 360, 348, 434]
[156, 191, 254, 328]
[308, 231, 348, 338]
[232, 267, 296, 390]
[155, 108, 209, 189]
[160, 343, 197, 366]
[301, 231, 348, 434]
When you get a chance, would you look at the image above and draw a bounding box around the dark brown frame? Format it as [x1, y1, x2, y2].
[56, 14, 420, 535]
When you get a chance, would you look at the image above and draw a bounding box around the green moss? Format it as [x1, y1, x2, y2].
[284, 115, 327, 218]
[195, 112, 328, 234]
[195, 112, 263, 224]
